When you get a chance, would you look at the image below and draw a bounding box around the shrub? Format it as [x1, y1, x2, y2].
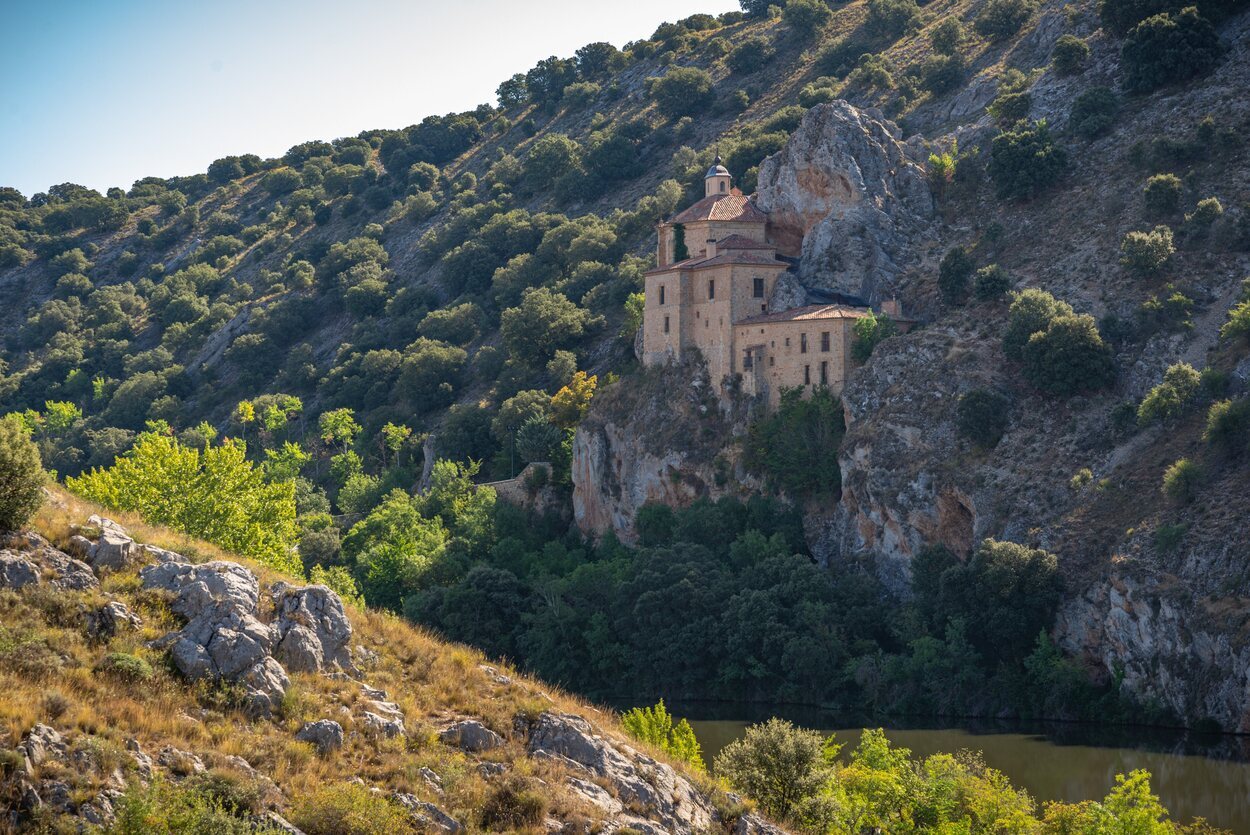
[1143, 173, 1182, 216]
[500, 288, 595, 367]
[1052, 35, 1091, 75]
[931, 18, 965, 54]
[562, 81, 600, 108]
[1137, 362, 1201, 425]
[1022, 314, 1116, 396]
[1161, 457, 1202, 502]
[1186, 196, 1223, 226]
[290, 783, 414, 835]
[989, 120, 1068, 200]
[649, 67, 715, 118]
[848, 53, 896, 90]
[973, 264, 1012, 300]
[714, 718, 833, 820]
[1221, 298, 1250, 344]
[851, 311, 898, 362]
[920, 54, 965, 95]
[0, 415, 44, 531]
[1120, 225, 1174, 274]
[1069, 87, 1119, 139]
[865, 0, 922, 38]
[261, 168, 302, 195]
[1203, 398, 1250, 455]
[975, 0, 1038, 39]
[938, 246, 975, 304]
[481, 778, 547, 831]
[957, 389, 1011, 447]
[1004, 289, 1075, 361]
[988, 90, 1031, 125]
[1121, 8, 1222, 94]
[95, 652, 154, 683]
[111, 779, 269, 835]
[784, 0, 832, 33]
[621, 700, 705, 769]
[726, 36, 776, 73]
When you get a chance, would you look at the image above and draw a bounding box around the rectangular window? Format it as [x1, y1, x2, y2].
[663, 316, 670, 334]
[820, 361, 828, 385]
[769, 356, 775, 367]
[821, 331, 830, 352]
[743, 350, 753, 370]
[753, 278, 764, 298]
[708, 279, 716, 300]
[784, 337, 790, 347]
[804, 364, 811, 385]
[659, 285, 665, 305]
[800, 333, 808, 354]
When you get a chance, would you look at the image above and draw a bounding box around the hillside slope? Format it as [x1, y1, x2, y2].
[0, 487, 781, 834]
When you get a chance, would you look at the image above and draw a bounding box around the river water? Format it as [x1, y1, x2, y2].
[674, 706, 1250, 833]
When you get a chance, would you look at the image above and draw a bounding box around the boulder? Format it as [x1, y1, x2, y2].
[393, 794, 464, 833]
[21, 724, 65, 773]
[91, 529, 137, 573]
[754, 100, 934, 304]
[157, 746, 206, 776]
[439, 719, 503, 752]
[361, 711, 405, 739]
[0, 552, 39, 590]
[271, 582, 355, 674]
[86, 601, 142, 642]
[295, 720, 344, 754]
[40, 549, 97, 591]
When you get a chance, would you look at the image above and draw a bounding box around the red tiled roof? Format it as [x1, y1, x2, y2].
[715, 234, 773, 251]
[668, 191, 768, 224]
[645, 252, 789, 276]
[735, 304, 876, 325]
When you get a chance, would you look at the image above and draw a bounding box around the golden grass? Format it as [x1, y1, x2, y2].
[5, 486, 735, 832]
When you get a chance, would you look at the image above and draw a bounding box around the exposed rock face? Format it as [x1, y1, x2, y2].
[527, 712, 783, 835]
[271, 581, 354, 674]
[141, 558, 355, 719]
[0, 532, 98, 592]
[86, 601, 142, 642]
[755, 101, 934, 304]
[0, 552, 39, 589]
[572, 361, 761, 542]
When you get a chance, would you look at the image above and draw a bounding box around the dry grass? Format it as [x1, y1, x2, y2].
[3, 486, 727, 832]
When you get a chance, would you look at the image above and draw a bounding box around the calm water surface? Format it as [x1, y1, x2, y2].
[673, 705, 1250, 833]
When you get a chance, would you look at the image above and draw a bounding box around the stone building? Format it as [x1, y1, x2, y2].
[642, 158, 906, 409]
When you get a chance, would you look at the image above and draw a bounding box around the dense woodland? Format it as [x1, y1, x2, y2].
[2, 0, 1249, 727]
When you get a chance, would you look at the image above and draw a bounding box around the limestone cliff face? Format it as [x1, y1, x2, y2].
[754, 101, 936, 304]
[572, 361, 761, 543]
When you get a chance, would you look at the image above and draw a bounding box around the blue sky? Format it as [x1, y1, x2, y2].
[0, 0, 738, 197]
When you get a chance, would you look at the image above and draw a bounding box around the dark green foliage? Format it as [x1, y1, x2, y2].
[1052, 35, 1091, 75]
[973, 264, 1011, 300]
[865, 0, 922, 38]
[1204, 398, 1250, 456]
[1022, 314, 1117, 396]
[94, 651, 154, 683]
[1121, 7, 1222, 94]
[989, 120, 1069, 200]
[726, 36, 776, 74]
[974, 0, 1038, 39]
[1143, 173, 1183, 216]
[987, 91, 1031, 125]
[1004, 288, 1076, 361]
[851, 311, 897, 361]
[957, 389, 1011, 447]
[931, 18, 965, 54]
[1069, 87, 1120, 139]
[745, 388, 845, 496]
[1161, 457, 1202, 502]
[0, 416, 44, 530]
[648, 67, 715, 118]
[920, 54, 965, 95]
[938, 246, 975, 304]
[919, 539, 1062, 665]
[783, 0, 832, 34]
[1098, 0, 1245, 35]
[500, 288, 596, 367]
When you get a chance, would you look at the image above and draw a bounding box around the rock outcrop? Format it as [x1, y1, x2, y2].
[527, 712, 783, 835]
[755, 101, 935, 304]
[572, 361, 761, 541]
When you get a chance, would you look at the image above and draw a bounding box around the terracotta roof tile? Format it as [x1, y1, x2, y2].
[735, 304, 877, 325]
[715, 234, 774, 250]
[669, 191, 768, 224]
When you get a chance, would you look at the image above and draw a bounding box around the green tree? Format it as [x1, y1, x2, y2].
[1143, 173, 1183, 216]
[1161, 457, 1202, 503]
[938, 246, 975, 304]
[745, 388, 845, 496]
[319, 408, 361, 455]
[851, 311, 897, 362]
[726, 36, 776, 74]
[957, 389, 1011, 448]
[865, 0, 922, 38]
[67, 433, 299, 572]
[621, 700, 705, 769]
[783, 0, 832, 34]
[1070, 87, 1120, 139]
[973, 264, 1011, 300]
[1120, 225, 1174, 274]
[343, 490, 449, 611]
[1022, 314, 1116, 396]
[0, 415, 45, 531]
[1137, 363, 1201, 425]
[1004, 288, 1075, 361]
[1122, 7, 1222, 94]
[989, 120, 1068, 200]
[500, 289, 595, 367]
[714, 718, 834, 820]
[648, 67, 715, 118]
[975, 0, 1038, 39]
[1052, 34, 1091, 75]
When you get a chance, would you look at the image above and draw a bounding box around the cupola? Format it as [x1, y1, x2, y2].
[704, 154, 732, 197]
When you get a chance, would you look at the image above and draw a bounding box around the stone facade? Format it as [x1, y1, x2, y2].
[642, 159, 904, 407]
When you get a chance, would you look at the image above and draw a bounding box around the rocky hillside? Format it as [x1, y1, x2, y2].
[0, 488, 781, 834]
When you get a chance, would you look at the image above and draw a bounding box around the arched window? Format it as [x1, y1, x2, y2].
[720, 180, 726, 192]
